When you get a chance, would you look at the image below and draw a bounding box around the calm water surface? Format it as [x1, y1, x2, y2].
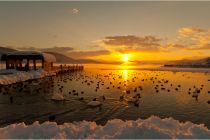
[0, 68, 210, 128]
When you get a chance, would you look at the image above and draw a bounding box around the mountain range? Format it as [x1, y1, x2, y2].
[1, 46, 210, 66]
[164, 57, 210, 67]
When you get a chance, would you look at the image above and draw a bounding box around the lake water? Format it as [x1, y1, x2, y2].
[0, 67, 210, 128]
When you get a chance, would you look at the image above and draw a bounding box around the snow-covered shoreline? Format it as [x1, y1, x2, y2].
[139, 66, 210, 73]
[0, 116, 210, 139]
[0, 69, 56, 85]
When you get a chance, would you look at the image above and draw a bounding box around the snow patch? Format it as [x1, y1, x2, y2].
[0, 116, 210, 139]
[0, 69, 56, 85]
[43, 53, 56, 62]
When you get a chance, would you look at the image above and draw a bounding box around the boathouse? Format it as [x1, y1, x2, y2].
[1, 51, 56, 71]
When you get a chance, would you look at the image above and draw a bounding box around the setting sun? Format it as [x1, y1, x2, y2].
[123, 54, 129, 63]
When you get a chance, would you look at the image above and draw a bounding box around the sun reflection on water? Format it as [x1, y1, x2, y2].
[123, 69, 128, 81]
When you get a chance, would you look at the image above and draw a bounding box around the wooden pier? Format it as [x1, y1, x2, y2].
[53, 64, 84, 74]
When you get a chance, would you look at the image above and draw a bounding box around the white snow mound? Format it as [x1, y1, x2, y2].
[0, 116, 210, 139]
[0, 69, 56, 85]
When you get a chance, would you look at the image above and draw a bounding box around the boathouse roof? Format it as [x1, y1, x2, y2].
[1, 51, 56, 62]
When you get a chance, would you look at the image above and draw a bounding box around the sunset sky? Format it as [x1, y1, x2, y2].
[0, 1, 210, 64]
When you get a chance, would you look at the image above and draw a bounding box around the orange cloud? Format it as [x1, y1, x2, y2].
[99, 35, 165, 52]
[175, 27, 210, 50]
[178, 27, 205, 36]
[72, 8, 80, 14]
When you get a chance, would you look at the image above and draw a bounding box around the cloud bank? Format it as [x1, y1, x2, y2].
[96, 27, 210, 54]
[0, 116, 210, 139]
[176, 27, 210, 50]
[100, 35, 163, 52]
[178, 27, 205, 36]
[18, 46, 74, 53]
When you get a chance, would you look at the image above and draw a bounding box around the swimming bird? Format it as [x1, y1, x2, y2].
[134, 101, 139, 107]
[126, 90, 130, 94]
[10, 96, 13, 104]
[79, 97, 84, 101]
[87, 100, 102, 107]
[49, 115, 55, 121]
[120, 95, 124, 100]
[102, 95, 106, 100]
[51, 93, 65, 101]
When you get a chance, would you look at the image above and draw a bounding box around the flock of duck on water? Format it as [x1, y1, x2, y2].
[50, 70, 210, 107]
[1, 70, 210, 109]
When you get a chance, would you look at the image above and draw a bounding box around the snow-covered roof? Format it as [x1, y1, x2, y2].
[42, 53, 56, 62]
[7, 51, 42, 56]
[1, 51, 56, 62]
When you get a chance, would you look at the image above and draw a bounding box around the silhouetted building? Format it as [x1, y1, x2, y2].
[1, 51, 56, 71]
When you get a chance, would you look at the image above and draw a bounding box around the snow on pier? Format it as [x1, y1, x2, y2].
[0, 69, 56, 85]
[0, 65, 84, 85]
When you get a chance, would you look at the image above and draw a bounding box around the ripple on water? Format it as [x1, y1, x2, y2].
[0, 69, 210, 128]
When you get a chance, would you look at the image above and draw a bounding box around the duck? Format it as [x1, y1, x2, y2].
[134, 100, 140, 107]
[102, 95, 106, 101]
[120, 95, 124, 100]
[126, 90, 130, 94]
[127, 97, 139, 103]
[49, 115, 55, 121]
[10, 96, 13, 104]
[79, 97, 84, 101]
[192, 92, 199, 98]
[87, 100, 102, 107]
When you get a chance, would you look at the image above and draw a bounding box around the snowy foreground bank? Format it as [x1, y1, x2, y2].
[0, 69, 56, 85]
[0, 116, 210, 139]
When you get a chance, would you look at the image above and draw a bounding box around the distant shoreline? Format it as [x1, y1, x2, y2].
[164, 64, 210, 68]
[98, 66, 210, 73]
[138, 66, 210, 73]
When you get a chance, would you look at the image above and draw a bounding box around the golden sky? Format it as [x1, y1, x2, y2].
[0, 2, 210, 64]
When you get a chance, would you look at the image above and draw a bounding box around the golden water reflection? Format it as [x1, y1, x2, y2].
[123, 69, 128, 81]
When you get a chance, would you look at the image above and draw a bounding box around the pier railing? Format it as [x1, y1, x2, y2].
[0, 62, 84, 74]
